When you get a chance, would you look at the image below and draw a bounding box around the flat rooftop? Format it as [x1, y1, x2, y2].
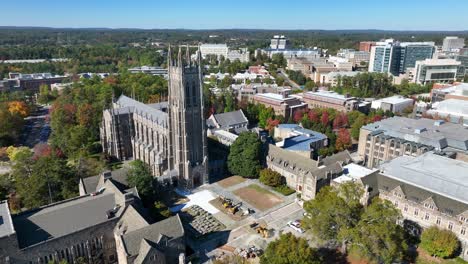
[305, 90, 355, 100]
[379, 152, 468, 204]
[372, 95, 413, 105]
[334, 164, 377, 184]
[362, 117, 468, 151]
[13, 193, 119, 249]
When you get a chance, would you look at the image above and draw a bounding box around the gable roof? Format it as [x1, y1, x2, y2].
[121, 215, 184, 256]
[115, 95, 168, 125]
[13, 193, 120, 249]
[212, 110, 248, 129]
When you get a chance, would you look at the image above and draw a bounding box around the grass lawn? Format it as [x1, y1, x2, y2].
[216, 175, 246, 188]
[415, 248, 468, 264]
[233, 184, 283, 211]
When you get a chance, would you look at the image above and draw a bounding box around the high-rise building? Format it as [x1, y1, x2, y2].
[442, 36, 465, 52]
[368, 40, 394, 73]
[369, 39, 435, 75]
[101, 47, 208, 188]
[270, 35, 290, 50]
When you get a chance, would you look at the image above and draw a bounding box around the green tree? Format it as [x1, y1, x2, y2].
[260, 233, 321, 264]
[420, 226, 460, 258]
[258, 105, 275, 128]
[14, 154, 77, 208]
[227, 132, 262, 178]
[350, 115, 367, 140]
[259, 168, 284, 187]
[37, 84, 52, 104]
[271, 53, 287, 68]
[348, 199, 407, 264]
[127, 160, 154, 199]
[303, 185, 362, 241]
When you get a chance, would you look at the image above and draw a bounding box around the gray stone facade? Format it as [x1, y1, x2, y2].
[266, 144, 352, 200]
[357, 153, 468, 260]
[0, 170, 185, 264]
[101, 47, 208, 188]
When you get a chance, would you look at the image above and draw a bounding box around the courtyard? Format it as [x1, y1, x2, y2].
[233, 184, 283, 211]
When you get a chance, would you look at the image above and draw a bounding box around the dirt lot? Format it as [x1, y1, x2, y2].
[233, 184, 283, 211]
[217, 176, 246, 188]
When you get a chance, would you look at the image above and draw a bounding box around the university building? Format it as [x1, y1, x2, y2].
[356, 153, 468, 260]
[0, 170, 185, 264]
[101, 47, 208, 188]
[357, 117, 468, 168]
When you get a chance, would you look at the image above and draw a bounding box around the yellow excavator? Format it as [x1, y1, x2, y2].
[250, 221, 270, 238]
[228, 202, 242, 215]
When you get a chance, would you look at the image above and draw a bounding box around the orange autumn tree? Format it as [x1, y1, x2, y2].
[335, 128, 352, 151]
[8, 101, 29, 117]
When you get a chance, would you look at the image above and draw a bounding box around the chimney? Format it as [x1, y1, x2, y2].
[124, 193, 134, 206]
[102, 171, 112, 181]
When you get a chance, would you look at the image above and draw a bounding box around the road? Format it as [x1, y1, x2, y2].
[19, 105, 51, 148]
[277, 68, 301, 89]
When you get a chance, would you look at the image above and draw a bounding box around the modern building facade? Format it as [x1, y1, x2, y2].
[412, 59, 461, 85]
[369, 39, 435, 76]
[442, 36, 465, 52]
[270, 35, 291, 50]
[357, 117, 468, 168]
[101, 47, 208, 188]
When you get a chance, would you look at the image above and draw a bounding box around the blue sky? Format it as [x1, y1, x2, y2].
[1, 0, 467, 30]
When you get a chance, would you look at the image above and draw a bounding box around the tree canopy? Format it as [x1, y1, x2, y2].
[126, 160, 155, 199]
[260, 233, 322, 264]
[227, 132, 262, 178]
[303, 182, 407, 264]
[420, 226, 460, 259]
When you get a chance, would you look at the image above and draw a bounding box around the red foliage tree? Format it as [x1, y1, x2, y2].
[33, 143, 52, 159]
[293, 109, 305, 123]
[372, 115, 383, 122]
[335, 129, 352, 151]
[266, 118, 280, 131]
[321, 111, 330, 126]
[308, 110, 319, 123]
[333, 112, 349, 129]
[77, 103, 94, 127]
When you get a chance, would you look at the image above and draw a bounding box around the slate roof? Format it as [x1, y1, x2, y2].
[267, 145, 351, 180]
[374, 174, 468, 216]
[115, 95, 168, 125]
[122, 215, 184, 256]
[212, 110, 248, 129]
[379, 152, 468, 204]
[13, 193, 120, 249]
[82, 167, 130, 194]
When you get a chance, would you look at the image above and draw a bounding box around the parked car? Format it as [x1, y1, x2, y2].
[287, 220, 304, 233]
